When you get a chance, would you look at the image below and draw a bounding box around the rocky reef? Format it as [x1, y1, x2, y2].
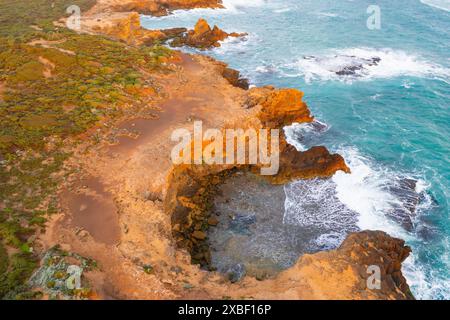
[170, 18, 247, 49]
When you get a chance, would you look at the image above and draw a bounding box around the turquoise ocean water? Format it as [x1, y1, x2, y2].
[142, 0, 450, 299]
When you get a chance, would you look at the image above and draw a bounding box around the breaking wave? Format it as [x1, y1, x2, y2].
[282, 120, 447, 298]
[283, 178, 360, 244]
[421, 0, 450, 12]
[283, 120, 329, 151]
[222, 0, 267, 11]
[281, 48, 450, 83]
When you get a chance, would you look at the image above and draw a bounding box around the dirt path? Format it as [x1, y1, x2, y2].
[39, 53, 253, 299]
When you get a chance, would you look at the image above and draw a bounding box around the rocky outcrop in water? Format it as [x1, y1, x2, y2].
[82, 13, 245, 50]
[272, 144, 350, 183]
[301, 55, 382, 78]
[272, 230, 414, 299]
[334, 56, 381, 76]
[170, 18, 247, 49]
[387, 178, 424, 231]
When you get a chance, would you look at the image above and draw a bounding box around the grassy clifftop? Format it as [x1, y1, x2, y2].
[0, 0, 172, 299]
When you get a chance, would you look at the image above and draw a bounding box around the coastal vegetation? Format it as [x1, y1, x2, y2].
[0, 0, 171, 299]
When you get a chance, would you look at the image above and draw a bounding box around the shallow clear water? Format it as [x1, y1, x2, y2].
[208, 172, 359, 279]
[142, 0, 450, 299]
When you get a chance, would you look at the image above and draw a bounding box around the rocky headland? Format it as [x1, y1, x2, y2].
[0, 0, 414, 300]
[78, 0, 239, 49]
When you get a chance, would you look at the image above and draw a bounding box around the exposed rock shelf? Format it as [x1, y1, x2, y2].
[170, 18, 247, 50]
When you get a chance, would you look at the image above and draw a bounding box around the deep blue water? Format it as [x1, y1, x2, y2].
[142, 0, 450, 299]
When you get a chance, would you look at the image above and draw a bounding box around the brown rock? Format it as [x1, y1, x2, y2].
[222, 67, 249, 90]
[258, 88, 314, 128]
[269, 144, 350, 184]
[161, 27, 187, 38]
[207, 216, 219, 226]
[192, 230, 206, 240]
[244, 87, 350, 181]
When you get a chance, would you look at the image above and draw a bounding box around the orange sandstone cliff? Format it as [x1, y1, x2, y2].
[170, 18, 246, 49]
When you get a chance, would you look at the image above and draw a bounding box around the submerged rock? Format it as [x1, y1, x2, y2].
[207, 216, 219, 226]
[387, 178, 422, 231]
[228, 213, 257, 235]
[334, 56, 381, 76]
[227, 263, 246, 283]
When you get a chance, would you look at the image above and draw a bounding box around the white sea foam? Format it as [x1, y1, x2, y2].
[421, 0, 450, 12]
[313, 232, 347, 250]
[283, 178, 359, 233]
[214, 33, 251, 54]
[143, 0, 267, 19]
[282, 48, 450, 83]
[402, 251, 450, 300]
[329, 147, 449, 299]
[141, 0, 262, 19]
[283, 120, 329, 152]
[401, 80, 415, 89]
[332, 147, 415, 235]
[222, 0, 267, 10]
[316, 12, 339, 18]
[283, 124, 309, 152]
[370, 93, 383, 100]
